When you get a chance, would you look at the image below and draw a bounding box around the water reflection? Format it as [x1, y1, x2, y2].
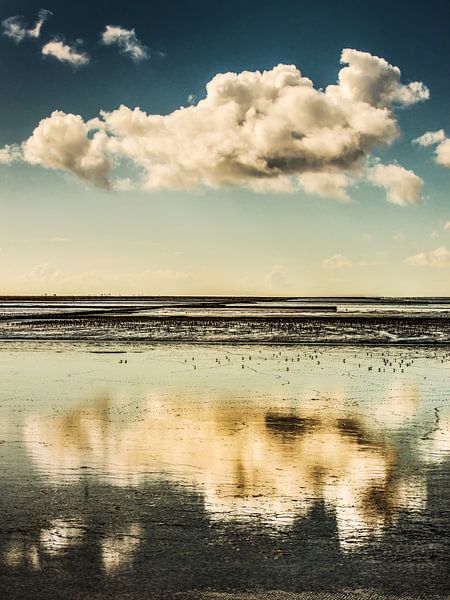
[4, 538, 40, 570]
[100, 524, 142, 572]
[1, 344, 449, 596]
[3, 519, 142, 574]
[39, 519, 85, 556]
[23, 390, 438, 551]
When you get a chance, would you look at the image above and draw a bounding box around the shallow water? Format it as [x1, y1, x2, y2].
[0, 342, 449, 599]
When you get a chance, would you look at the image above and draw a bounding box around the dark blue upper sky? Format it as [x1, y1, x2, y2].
[1, 0, 449, 137]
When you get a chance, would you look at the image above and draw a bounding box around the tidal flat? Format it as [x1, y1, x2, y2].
[0, 341, 448, 599]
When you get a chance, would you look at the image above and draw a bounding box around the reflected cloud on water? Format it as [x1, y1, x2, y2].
[22, 388, 447, 553]
[1, 345, 449, 594]
[3, 520, 142, 574]
[100, 524, 143, 573]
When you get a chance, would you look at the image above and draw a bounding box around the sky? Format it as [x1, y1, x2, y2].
[1, 0, 450, 296]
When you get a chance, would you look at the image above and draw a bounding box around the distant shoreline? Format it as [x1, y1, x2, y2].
[1, 295, 450, 303]
[2, 297, 450, 343]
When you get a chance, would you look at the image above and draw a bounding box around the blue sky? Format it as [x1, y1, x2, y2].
[1, 0, 450, 295]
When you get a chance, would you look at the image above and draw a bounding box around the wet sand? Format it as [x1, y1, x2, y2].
[0, 342, 448, 599]
[3, 297, 450, 343]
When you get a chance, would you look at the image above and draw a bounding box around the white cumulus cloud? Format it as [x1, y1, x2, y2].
[3, 49, 429, 201]
[327, 48, 429, 108]
[23, 111, 111, 187]
[367, 163, 422, 206]
[434, 139, 450, 168]
[405, 247, 450, 268]
[2, 8, 52, 43]
[42, 40, 90, 67]
[101, 26, 148, 61]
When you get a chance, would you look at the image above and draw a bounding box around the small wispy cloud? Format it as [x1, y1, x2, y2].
[42, 40, 90, 67]
[405, 247, 450, 268]
[367, 163, 422, 206]
[101, 25, 148, 62]
[413, 130, 446, 147]
[113, 177, 134, 191]
[0, 144, 22, 165]
[413, 129, 450, 169]
[141, 269, 192, 281]
[21, 262, 62, 282]
[265, 265, 290, 291]
[323, 254, 353, 269]
[17, 265, 194, 294]
[323, 254, 380, 268]
[2, 8, 52, 43]
[132, 241, 156, 247]
[444, 221, 450, 231]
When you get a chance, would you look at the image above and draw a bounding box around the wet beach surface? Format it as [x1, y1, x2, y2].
[3, 296, 450, 343]
[0, 341, 449, 599]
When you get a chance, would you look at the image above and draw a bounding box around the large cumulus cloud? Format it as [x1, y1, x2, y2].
[6, 49, 428, 202]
